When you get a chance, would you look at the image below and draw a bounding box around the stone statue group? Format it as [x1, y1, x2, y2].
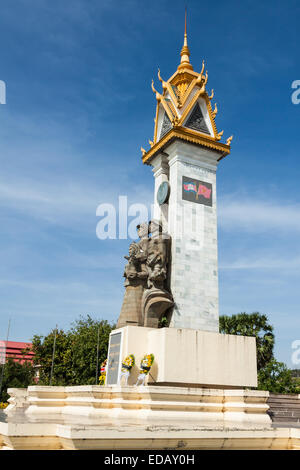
[117, 220, 173, 329]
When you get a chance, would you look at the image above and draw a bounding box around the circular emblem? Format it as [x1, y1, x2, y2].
[157, 181, 170, 205]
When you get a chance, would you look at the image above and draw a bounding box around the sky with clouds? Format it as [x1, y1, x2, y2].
[0, 0, 300, 367]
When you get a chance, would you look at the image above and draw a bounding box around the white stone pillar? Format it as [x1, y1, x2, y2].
[151, 152, 169, 232]
[165, 140, 220, 332]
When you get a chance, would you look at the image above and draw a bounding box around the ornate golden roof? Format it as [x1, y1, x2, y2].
[141, 13, 232, 165]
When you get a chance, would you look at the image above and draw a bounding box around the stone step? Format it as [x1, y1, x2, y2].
[269, 410, 300, 418]
[268, 397, 300, 404]
[267, 394, 300, 425]
[269, 416, 300, 423]
[268, 404, 300, 410]
[268, 399, 300, 405]
[269, 394, 299, 398]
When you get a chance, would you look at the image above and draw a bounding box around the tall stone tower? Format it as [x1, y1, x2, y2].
[106, 17, 257, 390]
[141, 16, 232, 333]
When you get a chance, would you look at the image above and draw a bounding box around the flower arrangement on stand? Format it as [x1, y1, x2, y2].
[136, 354, 155, 386]
[118, 354, 135, 386]
[121, 354, 135, 372]
[99, 358, 107, 386]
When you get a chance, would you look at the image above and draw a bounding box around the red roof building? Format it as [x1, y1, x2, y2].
[0, 341, 34, 364]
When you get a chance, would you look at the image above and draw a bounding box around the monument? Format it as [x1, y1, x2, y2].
[105, 16, 257, 390]
[3, 16, 298, 451]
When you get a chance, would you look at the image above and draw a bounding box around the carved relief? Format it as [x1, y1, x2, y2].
[116, 221, 173, 329]
[185, 102, 210, 134]
[160, 112, 173, 139]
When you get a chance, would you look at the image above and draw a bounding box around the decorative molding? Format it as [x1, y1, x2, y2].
[142, 127, 230, 165]
[151, 153, 169, 176]
[180, 160, 217, 176]
[167, 154, 217, 175]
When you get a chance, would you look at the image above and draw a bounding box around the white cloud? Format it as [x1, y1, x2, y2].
[220, 255, 300, 270]
[0, 170, 153, 229]
[217, 191, 300, 271]
[219, 196, 300, 233]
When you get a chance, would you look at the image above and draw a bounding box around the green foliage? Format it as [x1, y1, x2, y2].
[32, 328, 73, 385]
[258, 359, 300, 394]
[158, 316, 169, 328]
[32, 315, 114, 386]
[68, 316, 113, 385]
[219, 312, 274, 370]
[0, 358, 36, 402]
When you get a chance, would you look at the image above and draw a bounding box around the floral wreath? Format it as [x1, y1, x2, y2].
[121, 354, 135, 373]
[99, 358, 107, 385]
[139, 354, 154, 375]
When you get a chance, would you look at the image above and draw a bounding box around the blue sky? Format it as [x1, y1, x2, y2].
[0, 0, 300, 367]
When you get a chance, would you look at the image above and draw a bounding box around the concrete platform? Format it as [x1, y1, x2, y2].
[1, 385, 299, 450]
[1, 419, 300, 450]
[106, 326, 258, 388]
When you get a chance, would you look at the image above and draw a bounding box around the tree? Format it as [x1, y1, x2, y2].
[32, 315, 114, 386]
[219, 312, 274, 370]
[32, 328, 73, 386]
[258, 359, 300, 394]
[0, 358, 35, 403]
[68, 315, 113, 385]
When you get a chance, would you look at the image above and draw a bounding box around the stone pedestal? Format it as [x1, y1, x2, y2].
[106, 326, 257, 388]
[2, 385, 300, 450]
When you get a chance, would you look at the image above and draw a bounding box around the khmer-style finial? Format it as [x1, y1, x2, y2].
[178, 8, 193, 71]
[200, 60, 205, 76]
[212, 103, 218, 119]
[158, 68, 167, 94]
[226, 135, 233, 146]
[151, 79, 162, 102]
[216, 130, 224, 141]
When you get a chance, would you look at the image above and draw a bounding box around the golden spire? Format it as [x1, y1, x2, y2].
[178, 8, 193, 71]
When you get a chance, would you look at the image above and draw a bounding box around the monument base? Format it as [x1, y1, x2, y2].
[106, 326, 257, 388]
[1, 386, 300, 450]
[0, 328, 288, 450]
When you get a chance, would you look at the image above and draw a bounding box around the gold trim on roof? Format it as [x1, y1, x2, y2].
[177, 88, 205, 127]
[143, 13, 232, 164]
[142, 127, 230, 165]
[153, 104, 159, 143]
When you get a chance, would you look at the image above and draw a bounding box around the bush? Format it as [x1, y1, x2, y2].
[257, 359, 300, 394]
[32, 315, 114, 386]
[0, 358, 36, 402]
